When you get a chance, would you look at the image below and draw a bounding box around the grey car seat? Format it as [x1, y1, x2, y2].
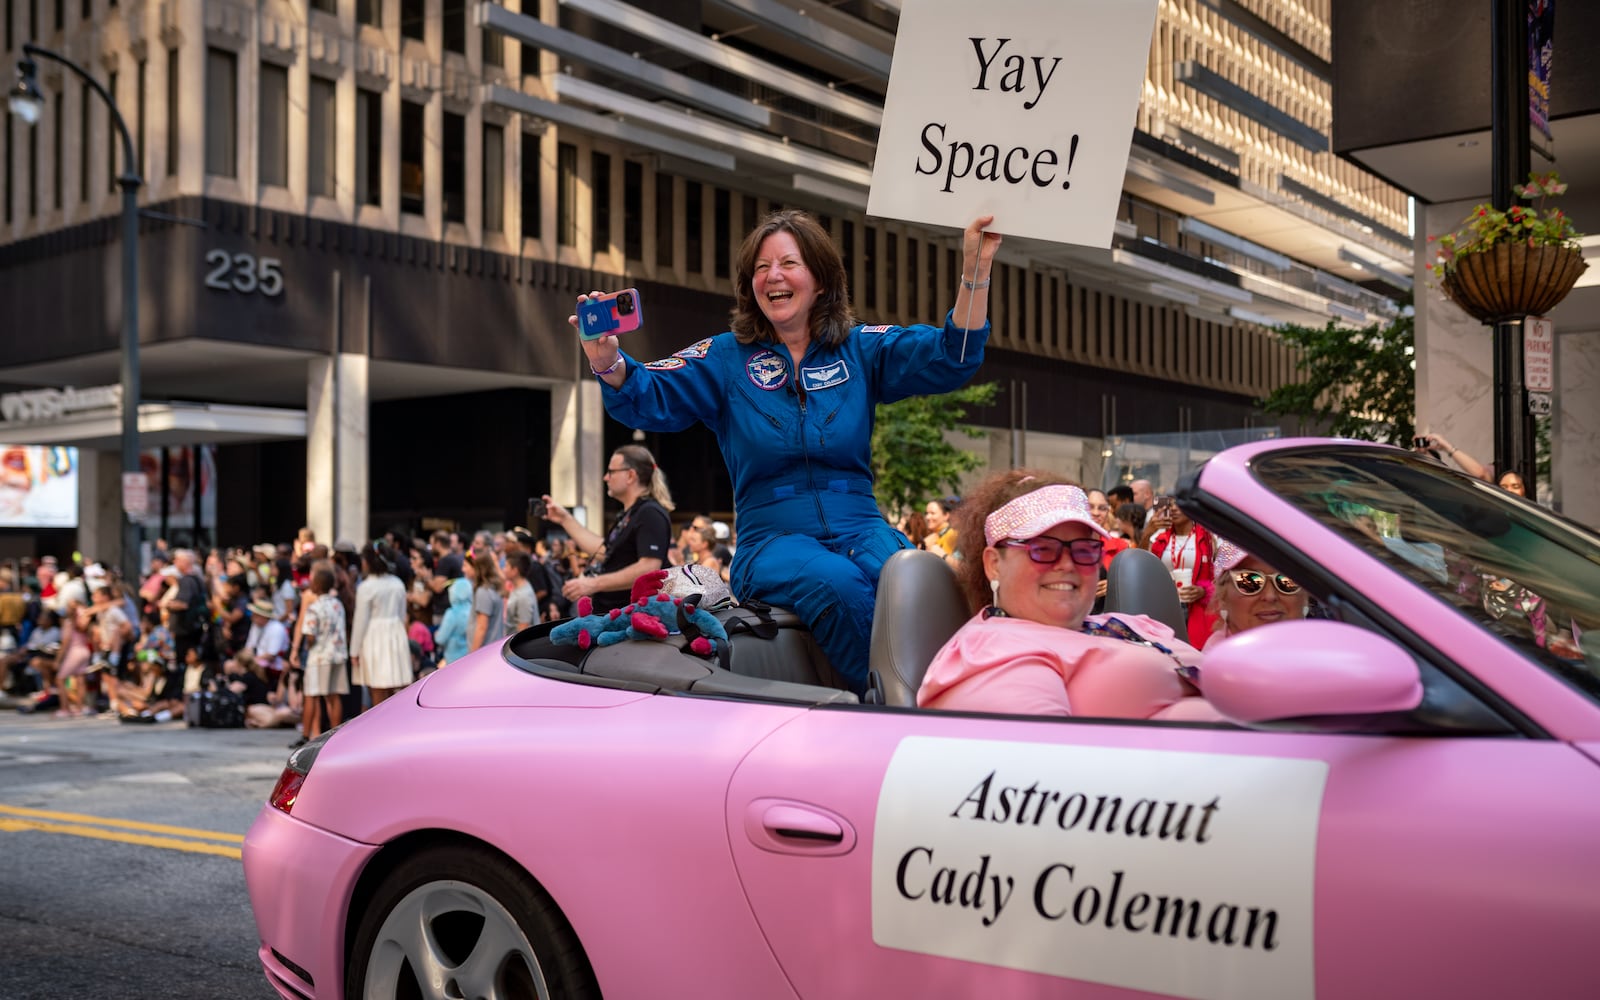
[1104, 546, 1188, 637]
[867, 549, 969, 707]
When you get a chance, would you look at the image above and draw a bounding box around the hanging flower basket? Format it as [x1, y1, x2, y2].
[1429, 172, 1587, 324]
[1440, 241, 1588, 323]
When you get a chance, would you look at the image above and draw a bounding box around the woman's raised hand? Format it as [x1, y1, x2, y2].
[569, 291, 621, 376]
[963, 215, 1003, 277]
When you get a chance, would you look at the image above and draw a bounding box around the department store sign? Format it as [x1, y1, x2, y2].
[868, 0, 1158, 249]
[0, 384, 122, 425]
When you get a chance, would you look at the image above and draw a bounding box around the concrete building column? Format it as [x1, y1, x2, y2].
[1415, 200, 1496, 482]
[1553, 328, 1600, 528]
[75, 449, 124, 567]
[548, 378, 605, 535]
[306, 355, 370, 548]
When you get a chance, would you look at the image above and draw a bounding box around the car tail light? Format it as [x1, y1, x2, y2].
[268, 726, 340, 816]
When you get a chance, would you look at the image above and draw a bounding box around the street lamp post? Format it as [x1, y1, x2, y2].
[10, 44, 143, 585]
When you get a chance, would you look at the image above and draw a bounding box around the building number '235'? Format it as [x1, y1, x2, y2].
[204, 250, 284, 297]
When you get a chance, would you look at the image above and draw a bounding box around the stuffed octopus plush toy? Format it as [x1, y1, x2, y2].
[550, 569, 729, 659]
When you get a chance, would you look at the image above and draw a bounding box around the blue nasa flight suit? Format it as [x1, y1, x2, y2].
[600, 313, 989, 694]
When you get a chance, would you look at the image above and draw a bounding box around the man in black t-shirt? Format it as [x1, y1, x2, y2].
[424, 530, 464, 623]
[542, 445, 674, 615]
[160, 549, 210, 664]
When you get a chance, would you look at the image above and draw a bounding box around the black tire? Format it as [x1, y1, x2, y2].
[345, 843, 600, 1000]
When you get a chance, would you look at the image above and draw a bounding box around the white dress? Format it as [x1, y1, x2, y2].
[350, 574, 413, 690]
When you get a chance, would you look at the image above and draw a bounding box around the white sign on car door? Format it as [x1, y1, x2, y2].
[867, 0, 1158, 248]
[872, 736, 1326, 1000]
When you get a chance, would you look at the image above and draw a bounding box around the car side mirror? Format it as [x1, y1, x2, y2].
[1202, 621, 1424, 730]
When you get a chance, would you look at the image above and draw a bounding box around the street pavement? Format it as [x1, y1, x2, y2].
[0, 701, 296, 999]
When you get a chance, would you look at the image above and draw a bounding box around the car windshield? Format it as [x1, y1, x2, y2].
[1251, 448, 1600, 704]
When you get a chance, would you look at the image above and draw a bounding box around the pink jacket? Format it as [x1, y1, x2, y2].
[917, 612, 1222, 722]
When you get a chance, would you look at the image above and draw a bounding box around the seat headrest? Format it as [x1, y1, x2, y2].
[869, 549, 969, 707]
[1104, 546, 1188, 637]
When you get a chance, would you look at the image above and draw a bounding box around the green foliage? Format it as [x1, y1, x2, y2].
[1257, 303, 1415, 445]
[1428, 172, 1582, 280]
[872, 381, 1000, 518]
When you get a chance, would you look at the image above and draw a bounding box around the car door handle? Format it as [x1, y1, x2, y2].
[743, 798, 857, 856]
[763, 804, 844, 843]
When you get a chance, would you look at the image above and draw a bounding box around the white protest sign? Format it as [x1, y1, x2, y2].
[867, 0, 1158, 248]
[872, 737, 1326, 1000]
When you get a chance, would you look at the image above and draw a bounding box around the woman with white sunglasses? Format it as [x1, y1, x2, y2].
[1204, 538, 1310, 650]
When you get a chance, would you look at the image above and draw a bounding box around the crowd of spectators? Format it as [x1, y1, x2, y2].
[0, 513, 749, 741]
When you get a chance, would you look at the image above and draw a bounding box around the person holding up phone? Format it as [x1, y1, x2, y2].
[566, 210, 1002, 695]
[1145, 495, 1220, 649]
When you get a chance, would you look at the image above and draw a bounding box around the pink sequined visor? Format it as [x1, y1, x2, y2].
[984, 485, 1112, 547]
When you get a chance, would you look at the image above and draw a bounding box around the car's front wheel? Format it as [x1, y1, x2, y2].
[346, 843, 599, 1000]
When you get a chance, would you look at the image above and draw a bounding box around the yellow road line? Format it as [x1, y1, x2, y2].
[0, 803, 244, 843]
[0, 817, 243, 857]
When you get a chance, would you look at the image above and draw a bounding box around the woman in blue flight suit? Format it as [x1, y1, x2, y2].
[575, 211, 1002, 694]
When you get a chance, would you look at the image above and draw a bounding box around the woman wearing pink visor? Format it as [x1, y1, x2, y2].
[917, 469, 1220, 721]
[1204, 537, 1310, 650]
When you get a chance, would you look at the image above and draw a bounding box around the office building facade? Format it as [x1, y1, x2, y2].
[0, 0, 1409, 557]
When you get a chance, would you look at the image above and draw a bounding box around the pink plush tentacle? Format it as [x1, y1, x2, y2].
[630, 612, 670, 639]
[689, 636, 711, 656]
[577, 596, 593, 617]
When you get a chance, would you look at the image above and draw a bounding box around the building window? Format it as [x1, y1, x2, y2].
[520, 128, 540, 241]
[356, 88, 381, 207]
[742, 194, 757, 233]
[442, 111, 465, 224]
[863, 226, 877, 310]
[204, 48, 236, 178]
[53, 0, 60, 35]
[27, 119, 36, 216]
[714, 187, 730, 279]
[684, 180, 702, 274]
[3, 116, 11, 224]
[258, 62, 288, 188]
[80, 0, 87, 19]
[482, 122, 503, 233]
[400, 99, 424, 215]
[165, 46, 178, 177]
[105, 70, 116, 192]
[590, 150, 610, 255]
[442, 0, 465, 54]
[79, 80, 89, 200]
[357, 0, 380, 27]
[907, 238, 919, 317]
[484, 26, 504, 67]
[556, 141, 576, 246]
[310, 0, 335, 12]
[841, 220, 855, 290]
[51, 88, 62, 210]
[623, 159, 642, 261]
[885, 232, 898, 313]
[136, 59, 146, 178]
[401, 0, 423, 39]
[654, 171, 673, 268]
[308, 76, 336, 198]
[5, 0, 12, 52]
[521, 42, 541, 78]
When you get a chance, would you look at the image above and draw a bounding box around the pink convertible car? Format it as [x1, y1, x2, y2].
[243, 439, 1600, 1000]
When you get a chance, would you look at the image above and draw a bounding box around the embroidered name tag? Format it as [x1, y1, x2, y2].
[746, 349, 788, 391]
[800, 360, 851, 391]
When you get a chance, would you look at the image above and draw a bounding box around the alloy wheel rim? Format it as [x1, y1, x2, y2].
[364, 879, 550, 1000]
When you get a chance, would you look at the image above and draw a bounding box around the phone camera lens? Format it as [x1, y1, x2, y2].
[616, 293, 635, 316]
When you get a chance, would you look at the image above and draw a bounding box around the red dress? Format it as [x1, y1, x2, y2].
[1148, 524, 1221, 650]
